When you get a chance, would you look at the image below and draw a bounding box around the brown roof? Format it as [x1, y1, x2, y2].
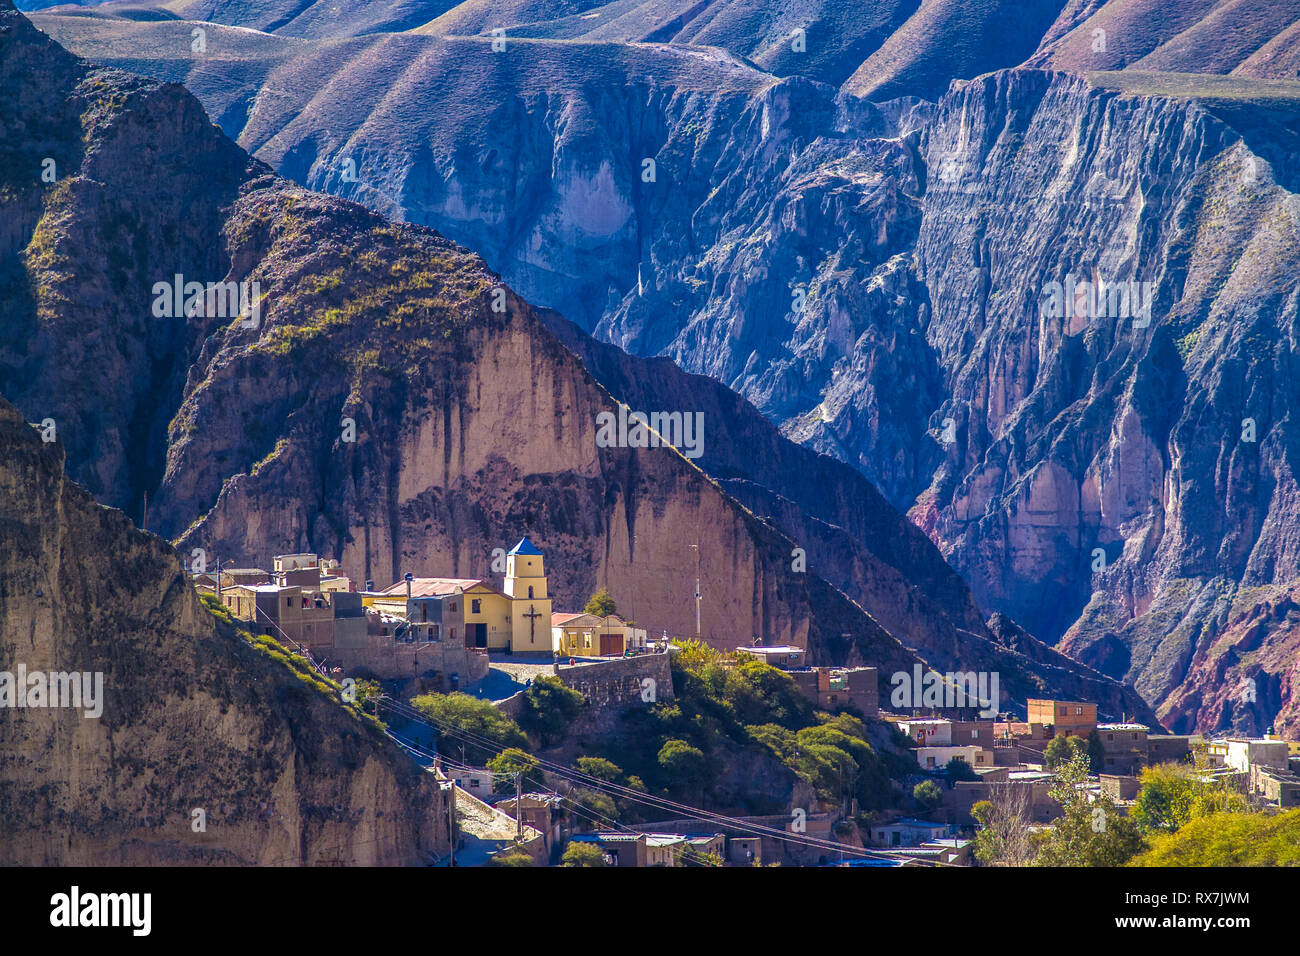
[378, 577, 505, 599]
[552, 612, 626, 628]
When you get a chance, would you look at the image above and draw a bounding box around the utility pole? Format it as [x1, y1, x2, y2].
[515, 771, 523, 841]
[688, 544, 701, 638]
[440, 780, 456, 867]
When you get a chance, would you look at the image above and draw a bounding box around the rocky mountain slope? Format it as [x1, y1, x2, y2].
[0, 0, 1159, 721]
[22, 1, 1300, 735]
[0, 396, 448, 865]
[30, 0, 1300, 738]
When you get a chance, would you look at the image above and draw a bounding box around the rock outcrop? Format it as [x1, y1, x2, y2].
[0, 397, 448, 865]
[0, 1, 1163, 722]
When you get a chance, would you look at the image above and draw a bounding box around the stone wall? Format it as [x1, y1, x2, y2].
[555, 651, 674, 713]
[327, 640, 490, 689]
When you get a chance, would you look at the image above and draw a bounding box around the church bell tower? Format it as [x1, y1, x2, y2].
[505, 537, 552, 652]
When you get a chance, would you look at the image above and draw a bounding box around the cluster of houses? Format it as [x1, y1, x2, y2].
[874, 697, 1300, 857]
[689, 638, 1300, 864]
[193, 538, 652, 691]
[189, 544, 1299, 866]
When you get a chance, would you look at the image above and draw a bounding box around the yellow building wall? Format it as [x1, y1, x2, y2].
[510, 597, 553, 652]
[463, 588, 512, 650]
[554, 625, 630, 656]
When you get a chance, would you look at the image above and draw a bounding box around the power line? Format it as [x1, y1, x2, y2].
[377, 695, 921, 864]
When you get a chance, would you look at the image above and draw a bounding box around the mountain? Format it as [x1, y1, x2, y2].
[24, 1, 1300, 736]
[0, 0, 1160, 722]
[0, 391, 449, 865]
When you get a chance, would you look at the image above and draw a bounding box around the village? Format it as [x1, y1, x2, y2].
[191, 539, 1300, 867]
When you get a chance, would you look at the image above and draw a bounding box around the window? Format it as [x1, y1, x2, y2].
[286, 597, 292, 608]
[449, 602, 456, 612]
[528, 586, 534, 599]
[471, 599, 481, 614]
[431, 624, 440, 640]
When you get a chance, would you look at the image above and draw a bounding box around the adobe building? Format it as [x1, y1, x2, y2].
[1250, 766, 1300, 807]
[218, 581, 336, 654]
[1026, 698, 1097, 737]
[914, 745, 994, 771]
[1100, 774, 1140, 801]
[894, 717, 995, 749]
[1097, 723, 1148, 775]
[551, 612, 647, 657]
[1146, 735, 1192, 765]
[787, 667, 879, 717]
[1223, 738, 1290, 774]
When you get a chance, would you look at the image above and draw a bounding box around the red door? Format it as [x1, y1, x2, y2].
[599, 633, 621, 656]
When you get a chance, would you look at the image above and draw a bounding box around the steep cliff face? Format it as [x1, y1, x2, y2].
[23, 3, 1296, 731]
[913, 70, 1300, 734]
[148, 185, 922, 676]
[0, 4, 256, 518]
[0, 2, 1163, 722]
[542, 309, 1158, 718]
[0, 398, 447, 865]
[0, 1, 920, 685]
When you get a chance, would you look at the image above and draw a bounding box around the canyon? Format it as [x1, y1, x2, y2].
[10, 0, 1300, 737]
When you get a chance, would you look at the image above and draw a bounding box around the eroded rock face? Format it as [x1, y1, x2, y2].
[17, 3, 1294, 730]
[915, 70, 1300, 733]
[0, 1, 920, 684]
[149, 187, 919, 674]
[0, 398, 447, 865]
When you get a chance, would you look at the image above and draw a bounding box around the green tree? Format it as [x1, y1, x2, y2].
[575, 757, 624, 783]
[913, 779, 943, 812]
[409, 692, 527, 764]
[1034, 751, 1144, 866]
[1131, 763, 1247, 833]
[1044, 733, 1087, 770]
[487, 849, 536, 867]
[560, 842, 609, 867]
[657, 738, 709, 795]
[583, 589, 618, 618]
[349, 677, 383, 713]
[1131, 809, 1300, 866]
[568, 787, 618, 822]
[1086, 729, 1106, 774]
[945, 757, 979, 785]
[487, 748, 544, 794]
[519, 676, 585, 746]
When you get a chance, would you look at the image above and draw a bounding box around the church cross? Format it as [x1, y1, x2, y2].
[523, 604, 542, 641]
